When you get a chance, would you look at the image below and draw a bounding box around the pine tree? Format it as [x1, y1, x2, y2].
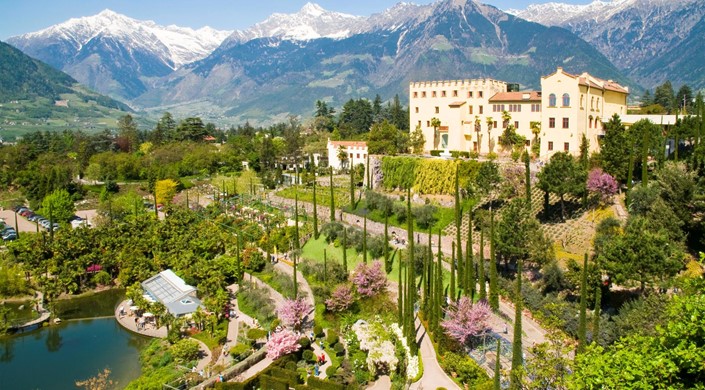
[494, 338, 502, 390]
[329, 167, 335, 222]
[578, 253, 588, 354]
[489, 206, 499, 311]
[455, 165, 463, 292]
[312, 173, 319, 239]
[479, 221, 487, 302]
[510, 259, 523, 389]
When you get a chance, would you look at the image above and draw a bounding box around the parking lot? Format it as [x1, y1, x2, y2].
[0, 209, 98, 233]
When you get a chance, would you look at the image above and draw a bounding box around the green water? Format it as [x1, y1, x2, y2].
[0, 289, 148, 389]
[0, 318, 149, 389]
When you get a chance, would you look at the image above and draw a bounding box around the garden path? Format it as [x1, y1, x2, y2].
[367, 375, 391, 390]
[410, 319, 461, 390]
[192, 338, 213, 372]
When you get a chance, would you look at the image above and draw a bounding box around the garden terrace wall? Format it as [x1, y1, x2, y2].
[380, 156, 482, 195]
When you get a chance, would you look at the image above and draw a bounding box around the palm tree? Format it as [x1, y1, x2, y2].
[474, 116, 482, 154]
[336, 146, 348, 172]
[431, 117, 442, 150]
[486, 116, 495, 153]
[530, 121, 541, 156]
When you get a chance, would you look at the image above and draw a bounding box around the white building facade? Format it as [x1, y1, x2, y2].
[327, 139, 368, 171]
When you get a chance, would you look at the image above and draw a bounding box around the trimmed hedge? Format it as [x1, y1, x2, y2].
[307, 376, 346, 390]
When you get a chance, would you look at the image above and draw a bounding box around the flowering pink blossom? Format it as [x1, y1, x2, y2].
[265, 329, 301, 360]
[441, 298, 491, 344]
[351, 261, 388, 297]
[277, 298, 312, 330]
[325, 284, 356, 312]
[587, 168, 618, 204]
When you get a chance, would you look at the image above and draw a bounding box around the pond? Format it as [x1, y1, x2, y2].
[0, 318, 149, 389]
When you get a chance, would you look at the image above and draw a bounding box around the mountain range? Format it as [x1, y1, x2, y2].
[5, 0, 702, 124]
[509, 0, 705, 89]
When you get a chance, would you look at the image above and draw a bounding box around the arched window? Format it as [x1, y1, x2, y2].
[562, 93, 570, 107]
[590, 97, 594, 110]
[580, 94, 584, 109]
[549, 93, 556, 107]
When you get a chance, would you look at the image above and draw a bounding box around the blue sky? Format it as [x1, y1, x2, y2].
[0, 0, 591, 40]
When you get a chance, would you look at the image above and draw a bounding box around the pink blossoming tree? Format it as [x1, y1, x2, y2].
[441, 298, 491, 345]
[587, 168, 618, 205]
[351, 261, 387, 297]
[325, 284, 356, 312]
[265, 329, 301, 360]
[278, 298, 312, 330]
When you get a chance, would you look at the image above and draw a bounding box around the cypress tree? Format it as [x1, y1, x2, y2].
[186, 191, 189, 210]
[626, 141, 635, 204]
[494, 338, 502, 390]
[479, 221, 487, 302]
[489, 206, 499, 311]
[342, 227, 348, 274]
[398, 250, 404, 325]
[524, 151, 531, 208]
[424, 228, 433, 313]
[454, 165, 463, 292]
[363, 214, 368, 263]
[366, 153, 371, 190]
[450, 241, 456, 300]
[466, 208, 475, 299]
[510, 259, 523, 389]
[329, 167, 335, 222]
[641, 129, 649, 186]
[312, 173, 319, 239]
[384, 213, 390, 271]
[323, 249, 328, 283]
[593, 279, 602, 346]
[406, 187, 417, 351]
[236, 234, 242, 281]
[578, 253, 588, 354]
[293, 188, 300, 299]
[293, 251, 298, 299]
[350, 163, 356, 210]
[435, 229, 443, 332]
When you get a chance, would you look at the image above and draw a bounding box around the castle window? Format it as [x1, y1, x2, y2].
[549, 94, 557, 107]
[562, 93, 570, 107]
[549, 118, 556, 128]
[563, 118, 569, 128]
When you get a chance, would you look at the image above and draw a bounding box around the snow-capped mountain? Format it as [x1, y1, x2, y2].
[509, 0, 705, 88]
[8, 9, 231, 69]
[7, 9, 231, 99]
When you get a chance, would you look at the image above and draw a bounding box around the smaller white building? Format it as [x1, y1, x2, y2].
[142, 269, 202, 317]
[327, 139, 368, 171]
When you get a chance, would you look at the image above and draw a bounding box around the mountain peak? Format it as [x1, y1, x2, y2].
[300, 2, 326, 16]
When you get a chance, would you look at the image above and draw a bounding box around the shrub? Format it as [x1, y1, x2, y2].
[326, 330, 339, 346]
[302, 350, 314, 362]
[413, 204, 437, 229]
[325, 365, 338, 378]
[430, 150, 442, 157]
[171, 339, 200, 363]
[313, 325, 324, 337]
[92, 271, 112, 286]
[229, 343, 251, 362]
[299, 337, 311, 348]
[333, 342, 345, 356]
[367, 235, 389, 259]
[393, 203, 407, 224]
[247, 328, 267, 341]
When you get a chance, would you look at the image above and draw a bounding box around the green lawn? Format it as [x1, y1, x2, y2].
[301, 235, 450, 286]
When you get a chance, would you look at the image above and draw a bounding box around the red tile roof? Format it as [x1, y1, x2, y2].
[329, 140, 367, 147]
[489, 91, 541, 102]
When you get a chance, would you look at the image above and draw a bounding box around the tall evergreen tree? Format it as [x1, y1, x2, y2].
[454, 165, 463, 293]
[312, 174, 319, 239]
[293, 187, 299, 298]
[479, 220, 487, 302]
[489, 206, 499, 311]
[406, 187, 417, 352]
[494, 338, 502, 390]
[578, 253, 588, 353]
[450, 241, 457, 300]
[524, 151, 531, 207]
[342, 227, 348, 274]
[366, 153, 371, 190]
[384, 213, 390, 270]
[323, 249, 327, 283]
[398, 250, 404, 326]
[363, 213, 368, 263]
[466, 208, 475, 299]
[510, 259, 523, 389]
[329, 167, 335, 221]
[350, 163, 356, 210]
[593, 280, 602, 346]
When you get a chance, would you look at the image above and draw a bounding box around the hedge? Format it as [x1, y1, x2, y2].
[380, 156, 483, 195]
[307, 377, 346, 390]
